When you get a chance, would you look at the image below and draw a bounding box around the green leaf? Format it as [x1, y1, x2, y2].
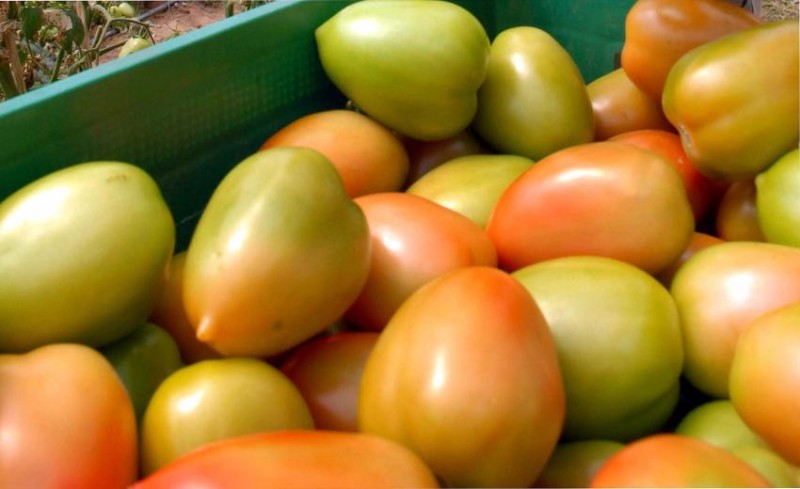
[61, 8, 85, 50]
[19, 7, 43, 40]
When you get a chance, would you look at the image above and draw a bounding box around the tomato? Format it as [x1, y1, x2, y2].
[100, 322, 184, 422]
[656, 232, 724, 287]
[401, 129, 488, 187]
[662, 20, 799, 181]
[140, 357, 314, 475]
[715, 180, 765, 242]
[590, 434, 770, 487]
[280, 331, 379, 432]
[0, 161, 175, 353]
[671, 241, 800, 398]
[621, 0, 760, 101]
[731, 445, 800, 488]
[610, 129, 715, 222]
[533, 440, 624, 488]
[587, 68, 674, 141]
[406, 153, 534, 229]
[148, 251, 222, 364]
[359, 266, 564, 487]
[730, 301, 800, 466]
[315, 0, 489, 140]
[259, 109, 409, 198]
[675, 399, 768, 451]
[487, 141, 694, 274]
[756, 148, 800, 248]
[0, 344, 138, 488]
[183, 147, 370, 358]
[133, 430, 439, 489]
[344, 192, 496, 332]
[118, 37, 153, 58]
[473, 26, 593, 160]
[513, 256, 684, 441]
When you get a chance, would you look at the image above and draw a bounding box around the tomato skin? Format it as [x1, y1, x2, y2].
[730, 302, 800, 466]
[473, 26, 593, 160]
[590, 434, 771, 487]
[533, 440, 624, 488]
[0, 161, 175, 353]
[671, 241, 800, 398]
[662, 20, 799, 181]
[183, 148, 370, 357]
[260, 109, 409, 198]
[656, 232, 724, 287]
[345, 192, 496, 332]
[0, 344, 138, 489]
[487, 141, 694, 274]
[621, 0, 760, 101]
[401, 129, 487, 187]
[359, 266, 565, 488]
[280, 331, 379, 432]
[756, 148, 800, 248]
[315, 0, 489, 141]
[133, 430, 439, 489]
[715, 180, 765, 242]
[588, 68, 674, 141]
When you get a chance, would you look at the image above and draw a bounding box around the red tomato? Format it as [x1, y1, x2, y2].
[730, 302, 800, 466]
[345, 192, 496, 331]
[486, 141, 694, 274]
[0, 344, 138, 489]
[359, 266, 565, 487]
[133, 430, 439, 489]
[260, 109, 410, 198]
[280, 331, 379, 432]
[590, 434, 771, 487]
[401, 129, 488, 187]
[715, 180, 765, 242]
[610, 129, 716, 222]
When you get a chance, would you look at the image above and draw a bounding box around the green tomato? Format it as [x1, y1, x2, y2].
[100, 322, 184, 422]
[0, 162, 175, 353]
[512, 256, 684, 442]
[731, 445, 800, 488]
[406, 153, 534, 229]
[533, 440, 625, 488]
[675, 399, 768, 451]
[473, 26, 594, 160]
[140, 357, 314, 475]
[756, 148, 800, 248]
[315, 0, 490, 141]
[118, 37, 153, 58]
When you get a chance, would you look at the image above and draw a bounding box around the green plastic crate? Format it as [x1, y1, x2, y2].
[0, 0, 634, 249]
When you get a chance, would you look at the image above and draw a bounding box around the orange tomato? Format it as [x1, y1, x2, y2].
[260, 109, 410, 198]
[345, 192, 496, 331]
[715, 180, 765, 242]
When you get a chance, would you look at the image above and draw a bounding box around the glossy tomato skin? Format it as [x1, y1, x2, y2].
[0, 161, 175, 353]
[487, 141, 694, 274]
[0, 344, 138, 489]
[513, 256, 684, 442]
[621, 0, 760, 101]
[359, 266, 565, 488]
[662, 20, 799, 181]
[590, 434, 771, 487]
[315, 0, 489, 141]
[587, 68, 674, 141]
[656, 232, 724, 287]
[345, 192, 496, 332]
[133, 431, 439, 489]
[473, 26, 593, 160]
[610, 129, 715, 222]
[756, 148, 800, 248]
[715, 180, 765, 242]
[183, 148, 370, 358]
[260, 109, 409, 198]
[280, 331, 379, 432]
[671, 241, 800, 398]
[401, 129, 488, 187]
[730, 302, 800, 466]
[140, 357, 314, 475]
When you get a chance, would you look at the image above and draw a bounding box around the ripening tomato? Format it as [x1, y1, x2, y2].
[344, 192, 496, 332]
[487, 141, 694, 274]
[359, 266, 564, 488]
[133, 431, 439, 489]
[0, 344, 138, 489]
[671, 241, 800, 398]
[730, 302, 800, 466]
[715, 180, 765, 242]
[401, 129, 488, 187]
[590, 434, 770, 487]
[280, 331, 379, 432]
[533, 440, 625, 488]
[656, 232, 724, 287]
[587, 68, 674, 141]
[260, 109, 409, 198]
[621, 0, 760, 101]
[610, 129, 715, 222]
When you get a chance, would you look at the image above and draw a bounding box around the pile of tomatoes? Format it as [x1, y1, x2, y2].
[1, 0, 798, 487]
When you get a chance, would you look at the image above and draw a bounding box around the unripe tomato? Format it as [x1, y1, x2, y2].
[401, 129, 487, 187]
[756, 148, 800, 248]
[533, 440, 624, 488]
